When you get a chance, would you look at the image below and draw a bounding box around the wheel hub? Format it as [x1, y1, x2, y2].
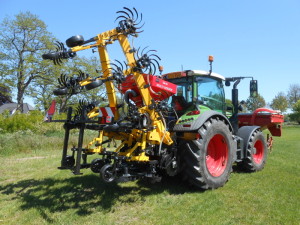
[206, 134, 229, 177]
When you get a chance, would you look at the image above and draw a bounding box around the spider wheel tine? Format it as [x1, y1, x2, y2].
[124, 7, 134, 19]
[135, 22, 145, 29]
[115, 15, 128, 22]
[115, 59, 122, 67]
[58, 77, 63, 87]
[125, 62, 129, 70]
[150, 62, 157, 75]
[116, 10, 131, 19]
[61, 74, 66, 85]
[59, 42, 64, 51]
[136, 47, 141, 57]
[133, 7, 139, 22]
[136, 12, 143, 25]
[152, 58, 161, 68]
[64, 75, 69, 86]
[141, 46, 149, 56]
[114, 59, 123, 70]
[58, 57, 63, 65]
[150, 54, 161, 60]
[54, 58, 58, 65]
[146, 49, 157, 55]
[65, 77, 70, 87]
[55, 41, 61, 50]
[60, 74, 66, 86]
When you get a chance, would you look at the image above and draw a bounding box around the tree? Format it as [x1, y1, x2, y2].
[245, 94, 266, 112]
[27, 65, 58, 111]
[0, 11, 54, 112]
[289, 100, 300, 124]
[29, 55, 106, 113]
[270, 92, 288, 113]
[287, 84, 300, 108]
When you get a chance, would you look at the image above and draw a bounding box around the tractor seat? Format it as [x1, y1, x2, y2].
[172, 96, 188, 111]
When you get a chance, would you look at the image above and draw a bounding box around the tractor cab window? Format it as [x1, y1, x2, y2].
[168, 77, 193, 111]
[196, 76, 225, 112]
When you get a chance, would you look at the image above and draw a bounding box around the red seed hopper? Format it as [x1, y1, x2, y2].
[120, 74, 177, 107]
[238, 108, 284, 136]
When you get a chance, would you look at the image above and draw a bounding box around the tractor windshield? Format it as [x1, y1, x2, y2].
[196, 76, 225, 112]
[167, 76, 225, 113]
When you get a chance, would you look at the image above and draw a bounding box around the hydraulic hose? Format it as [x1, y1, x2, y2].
[124, 89, 138, 104]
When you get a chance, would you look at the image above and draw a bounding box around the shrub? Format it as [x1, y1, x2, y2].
[289, 112, 300, 124]
[0, 111, 66, 134]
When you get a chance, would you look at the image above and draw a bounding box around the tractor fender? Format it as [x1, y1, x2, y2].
[236, 126, 260, 159]
[173, 110, 233, 132]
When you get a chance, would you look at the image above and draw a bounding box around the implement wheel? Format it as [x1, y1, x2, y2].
[100, 164, 116, 183]
[240, 130, 268, 172]
[180, 118, 235, 189]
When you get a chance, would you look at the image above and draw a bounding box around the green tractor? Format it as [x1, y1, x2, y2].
[163, 68, 283, 189]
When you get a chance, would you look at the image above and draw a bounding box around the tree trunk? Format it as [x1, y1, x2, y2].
[59, 96, 69, 113]
[17, 81, 25, 113]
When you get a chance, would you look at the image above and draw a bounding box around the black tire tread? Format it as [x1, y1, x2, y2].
[240, 130, 267, 172]
[179, 117, 234, 189]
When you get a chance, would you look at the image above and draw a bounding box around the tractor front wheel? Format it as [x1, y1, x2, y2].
[180, 118, 235, 189]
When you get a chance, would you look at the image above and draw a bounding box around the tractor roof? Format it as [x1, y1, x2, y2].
[163, 70, 225, 81]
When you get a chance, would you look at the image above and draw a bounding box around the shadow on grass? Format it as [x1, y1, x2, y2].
[0, 174, 194, 220]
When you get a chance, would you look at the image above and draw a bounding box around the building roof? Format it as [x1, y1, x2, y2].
[0, 103, 35, 114]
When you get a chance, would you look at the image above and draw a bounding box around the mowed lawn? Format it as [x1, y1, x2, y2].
[0, 127, 299, 225]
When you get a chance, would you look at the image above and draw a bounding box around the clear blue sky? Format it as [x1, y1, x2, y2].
[1, 0, 299, 106]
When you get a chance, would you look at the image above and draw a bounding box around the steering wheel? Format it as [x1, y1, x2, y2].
[196, 96, 213, 109]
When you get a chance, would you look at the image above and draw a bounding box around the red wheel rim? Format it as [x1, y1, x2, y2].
[206, 134, 229, 177]
[253, 140, 264, 164]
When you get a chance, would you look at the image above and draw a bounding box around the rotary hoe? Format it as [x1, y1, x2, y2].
[42, 7, 283, 189]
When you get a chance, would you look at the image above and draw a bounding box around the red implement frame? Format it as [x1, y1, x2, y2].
[238, 108, 284, 137]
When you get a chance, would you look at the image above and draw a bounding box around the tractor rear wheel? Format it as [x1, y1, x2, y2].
[180, 118, 235, 189]
[240, 130, 268, 172]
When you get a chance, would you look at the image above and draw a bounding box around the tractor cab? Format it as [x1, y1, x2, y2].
[164, 70, 226, 116]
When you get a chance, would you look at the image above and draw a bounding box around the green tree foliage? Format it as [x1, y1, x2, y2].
[0, 11, 54, 112]
[245, 94, 266, 112]
[225, 98, 232, 106]
[289, 100, 300, 124]
[287, 84, 300, 108]
[292, 99, 300, 112]
[0, 83, 13, 106]
[270, 92, 288, 113]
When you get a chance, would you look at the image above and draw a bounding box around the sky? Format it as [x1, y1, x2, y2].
[1, 0, 299, 107]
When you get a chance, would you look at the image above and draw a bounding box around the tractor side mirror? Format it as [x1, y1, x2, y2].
[250, 80, 258, 97]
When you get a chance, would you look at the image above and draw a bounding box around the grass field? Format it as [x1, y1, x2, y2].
[0, 126, 299, 224]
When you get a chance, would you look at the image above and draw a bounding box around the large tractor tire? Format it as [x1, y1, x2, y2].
[180, 118, 235, 189]
[240, 130, 268, 172]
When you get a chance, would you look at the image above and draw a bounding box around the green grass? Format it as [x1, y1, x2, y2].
[0, 127, 300, 224]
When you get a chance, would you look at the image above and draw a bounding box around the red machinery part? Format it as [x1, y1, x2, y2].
[119, 74, 177, 106]
[206, 133, 229, 177]
[238, 108, 284, 137]
[98, 107, 116, 124]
